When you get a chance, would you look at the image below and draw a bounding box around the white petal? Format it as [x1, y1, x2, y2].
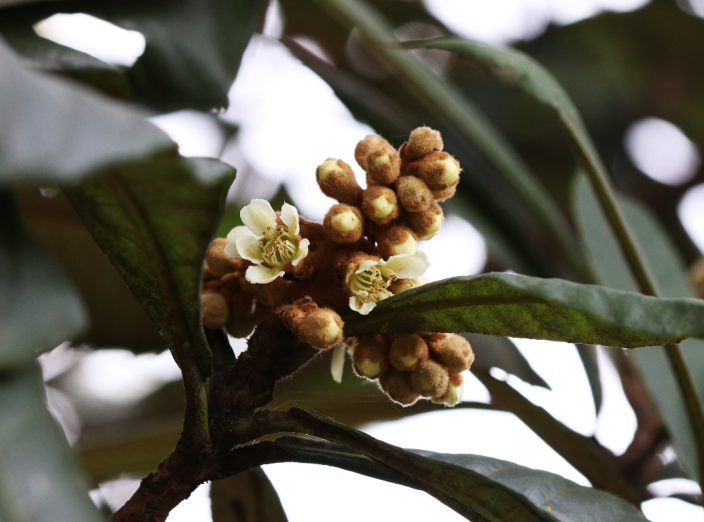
[330, 344, 346, 383]
[292, 238, 309, 266]
[241, 199, 276, 235]
[280, 202, 300, 235]
[225, 226, 256, 258]
[383, 251, 429, 279]
[245, 265, 285, 284]
[355, 259, 380, 274]
[236, 236, 264, 264]
[349, 296, 376, 315]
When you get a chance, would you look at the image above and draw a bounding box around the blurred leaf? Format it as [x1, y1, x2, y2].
[0, 22, 130, 98]
[572, 173, 703, 479]
[211, 468, 288, 522]
[307, 0, 586, 279]
[281, 408, 646, 521]
[0, 368, 101, 521]
[66, 156, 235, 378]
[473, 368, 635, 504]
[0, 37, 174, 184]
[345, 272, 704, 348]
[0, 193, 86, 367]
[465, 333, 549, 389]
[16, 189, 166, 353]
[575, 344, 602, 414]
[89, 0, 266, 111]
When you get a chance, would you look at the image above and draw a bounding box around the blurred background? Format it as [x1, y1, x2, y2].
[10, 0, 704, 519]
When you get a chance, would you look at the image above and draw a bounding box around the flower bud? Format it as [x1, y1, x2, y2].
[201, 291, 229, 328]
[299, 308, 344, 350]
[410, 360, 449, 398]
[377, 225, 417, 258]
[323, 204, 364, 243]
[429, 334, 474, 373]
[389, 334, 429, 371]
[366, 148, 401, 186]
[396, 175, 433, 212]
[316, 158, 362, 205]
[355, 135, 390, 170]
[206, 238, 236, 276]
[361, 186, 399, 225]
[407, 201, 444, 241]
[353, 334, 389, 379]
[389, 276, 430, 294]
[408, 151, 461, 191]
[404, 127, 443, 161]
[432, 185, 457, 202]
[380, 370, 420, 406]
[279, 297, 319, 335]
[432, 373, 465, 407]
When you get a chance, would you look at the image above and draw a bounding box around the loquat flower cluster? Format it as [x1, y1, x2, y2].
[200, 127, 474, 407]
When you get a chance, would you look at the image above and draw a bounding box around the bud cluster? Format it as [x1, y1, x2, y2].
[199, 128, 472, 407]
[350, 333, 474, 407]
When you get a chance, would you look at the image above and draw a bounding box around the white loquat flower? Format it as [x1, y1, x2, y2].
[224, 199, 310, 284]
[347, 251, 430, 315]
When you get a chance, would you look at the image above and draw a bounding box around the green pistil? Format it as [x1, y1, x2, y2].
[259, 226, 298, 268]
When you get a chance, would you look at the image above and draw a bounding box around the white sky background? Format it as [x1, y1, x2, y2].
[33, 0, 704, 520]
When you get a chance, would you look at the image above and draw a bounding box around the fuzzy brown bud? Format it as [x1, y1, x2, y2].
[201, 291, 229, 328]
[380, 370, 420, 406]
[323, 204, 364, 243]
[431, 373, 465, 407]
[366, 148, 401, 186]
[376, 225, 417, 259]
[396, 175, 433, 212]
[407, 200, 444, 241]
[299, 308, 344, 350]
[353, 334, 389, 379]
[410, 360, 449, 398]
[404, 127, 443, 161]
[431, 185, 457, 202]
[429, 334, 474, 373]
[389, 334, 429, 371]
[316, 158, 362, 205]
[361, 186, 399, 225]
[408, 151, 461, 191]
[355, 135, 390, 170]
[205, 238, 234, 277]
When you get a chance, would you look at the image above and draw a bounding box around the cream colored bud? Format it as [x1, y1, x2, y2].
[353, 334, 389, 379]
[300, 308, 344, 350]
[389, 334, 429, 371]
[407, 201, 444, 241]
[408, 151, 461, 191]
[317, 159, 341, 181]
[429, 334, 474, 373]
[377, 225, 417, 259]
[324, 204, 364, 243]
[366, 148, 401, 186]
[361, 186, 398, 225]
[355, 135, 390, 170]
[316, 158, 362, 205]
[410, 360, 449, 398]
[437, 157, 460, 185]
[432, 373, 465, 407]
[201, 291, 229, 328]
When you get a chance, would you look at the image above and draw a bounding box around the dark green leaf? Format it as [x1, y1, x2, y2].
[345, 272, 704, 348]
[572, 173, 703, 480]
[473, 368, 635, 504]
[465, 333, 549, 389]
[92, 0, 265, 111]
[575, 344, 602, 414]
[66, 156, 235, 378]
[0, 368, 101, 522]
[0, 193, 86, 367]
[211, 468, 288, 522]
[0, 37, 174, 184]
[280, 408, 646, 522]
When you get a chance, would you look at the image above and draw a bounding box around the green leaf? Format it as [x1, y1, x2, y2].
[278, 409, 646, 522]
[466, 334, 549, 389]
[575, 344, 602, 414]
[65, 156, 236, 379]
[0, 368, 101, 522]
[91, 0, 265, 111]
[0, 37, 174, 184]
[473, 368, 635, 504]
[345, 271, 704, 348]
[0, 193, 86, 367]
[572, 173, 703, 480]
[211, 468, 288, 522]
